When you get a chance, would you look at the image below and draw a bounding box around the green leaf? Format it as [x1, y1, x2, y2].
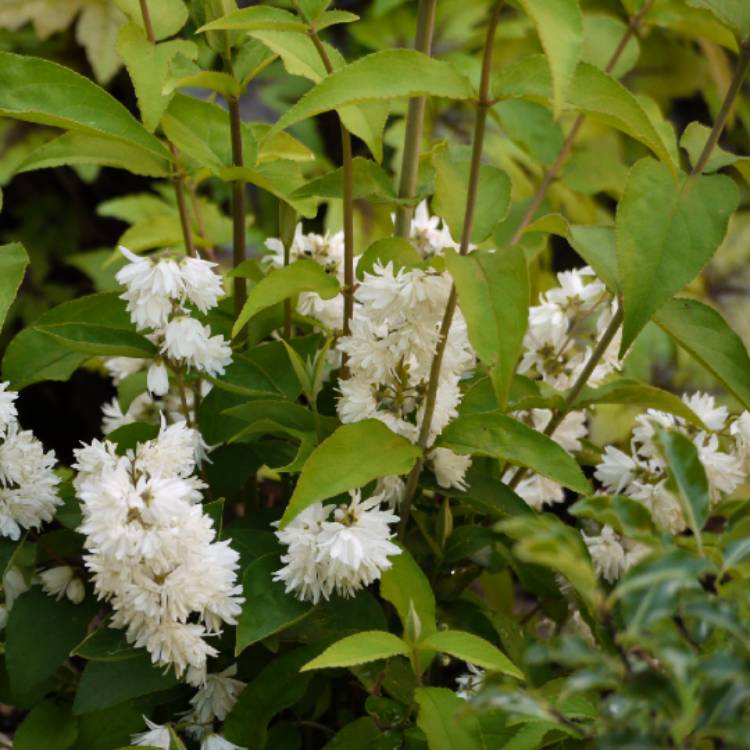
[15, 700, 78, 750]
[655, 298, 750, 410]
[223, 646, 318, 749]
[445, 247, 528, 408]
[616, 157, 738, 352]
[18, 131, 171, 177]
[567, 224, 620, 293]
[685, 0, 750, 37]
[0, 242, 28, 332]
[116, 23, 197, 132]
[518, 0, 583, 116]
[301, 631, 409, 671]
[437, 413, 591, 495]
[582, 13, 640, 78]
[433, 149, 511, 243]
[292, 157, 403, 204]
[3, 292, 133, 389]
[236, 554, 312, 654]
[279, 420, 422, 527]
[356, 238, 423, 279]
[232, 259, 340, 338]
[573, 379, 704, 427]
[114, 0, 189, 40]
[322, 719, 379, 750]
[7, 589, 97, 702]
[380, 547, 437, 640]
[680, 121, 749, 175]
[38, 323, 156, 358]
[73, 652, 178, 714]
[199, 5, 357, 33]
[419, 630, 522, 678]
[493, 56, 674, 168]
[0, 52, 169, 160]
[70, 704, 144, 750]
[657, 430, 711, 546]
[269, 49, 473, 137]
[162, 93, 257, 174]
[415, 687, 484, 750]
[500, 514, 600, 612]
[493, 99, 564, 166]
[569, 495, 657, 540]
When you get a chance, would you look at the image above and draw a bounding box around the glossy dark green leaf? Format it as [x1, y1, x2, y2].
[0, 242, 28, 332]
[15, 701, 78, 750]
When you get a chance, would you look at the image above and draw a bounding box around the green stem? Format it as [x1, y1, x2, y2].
[394, 0, 438, 237]
[399, 0, 505, 539]
[305, 27, 355, 336]
[509, 0, 655, 245]
[691, 33, 750, 176]
[138, 0, 155, 43]
[227, 89, 248, 330]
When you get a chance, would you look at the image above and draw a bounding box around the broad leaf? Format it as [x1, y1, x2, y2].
[685, 0, 750, 37]
[433, 149, 511, 243]
[0, 52, 169, 160]
[116, 23, 197, 132]
[300, 631, 409, 671]
[445, 247, 528, 408]
[616, 157, 738, 352]
[493, 56, 674, 168]
[232, 259, 340, 338]
[269, 49, 473, 137]
[38, 323, 156, 358]
[415, 687, 484, 750]
[279, 420, 422, 526]
[437, 413, 591, 494]
[419, 630, 522, 678]
[569, 495, 657, 540]
[654, 298, 750, 410]
[235, 554, 312, 654]
[356, 238, 423, 279]
[114, 0, 189, 40]
[18, 132, 171, 177]
[14, 701, 78, 750]
[657, 430, 711, 546]
[380, 547, 437, 640]
[680, 121, 750, 175]
[574, 380, 704, 427]
[199, 5, 357, 33]
[518, 0, 583, 116]
[0, 242, 28, 332]
[73, 653, 178, 715]
[582, 13, 641, 78]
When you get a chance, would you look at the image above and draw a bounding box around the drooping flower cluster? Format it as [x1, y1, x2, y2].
[0, 382, 61, 541]
[504, 408, 588, 510]
[99, 247, 231, 433]
[595, 392, 750, 535]
[73, 420, 243, 685]
[581, 526, 650, 584]
[273, 489, 401, 603]
[265, 225, 350, 330]
[519, 266, 621, 390]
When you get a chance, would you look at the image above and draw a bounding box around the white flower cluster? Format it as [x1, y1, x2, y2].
[581, 525, 650, 584]
[116, 246, 232, 394]
[0, 382, 61, 541]
[265, 225, 350, 330]
[595, 392, 750, 535]
[519, 266, 621, 390]
[504, 408, 588, 510]
[73, 420, 243, 685]
[406, 201, 459, 257]
[273, 489, 401, 603]
[39, 565, 85, 605]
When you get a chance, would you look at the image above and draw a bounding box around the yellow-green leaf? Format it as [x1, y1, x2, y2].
[300, 631, 409, 671]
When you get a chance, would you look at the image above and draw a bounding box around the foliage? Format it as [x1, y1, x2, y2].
[0, 0, 749, 749]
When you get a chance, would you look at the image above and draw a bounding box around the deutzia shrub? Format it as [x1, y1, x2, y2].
[1, 0, 750, 748]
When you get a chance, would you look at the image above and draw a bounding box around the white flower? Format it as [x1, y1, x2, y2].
[0, 423, 61, 540]
[3, 567, 28, 609]
[429, 448, 471, 490]
[132, 716, 172, 749]
[66, 577, 85, 605]
[189, 664, 246, 723]
[162, 318, 232, 377]
[0, 383, 19, 433]
[731, 411, 750, 471]
[147, 360, 170, 396]
[582, 526, 626, 583]
[201, 735, 247, 750]
[533, 409, 587, 454]
[73, 428, 243, 684]
[408, 201, 458, 257]
[683, 392, 728, 431]
[274, 491, 401, 602]
[180, 256, 224, 313]
[511, 473, 565, 510]
[594, 446, 637, 494]
[104, 356, 146, 385]
[455, 664, 485, 700]
[39, 566, 75, 600]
